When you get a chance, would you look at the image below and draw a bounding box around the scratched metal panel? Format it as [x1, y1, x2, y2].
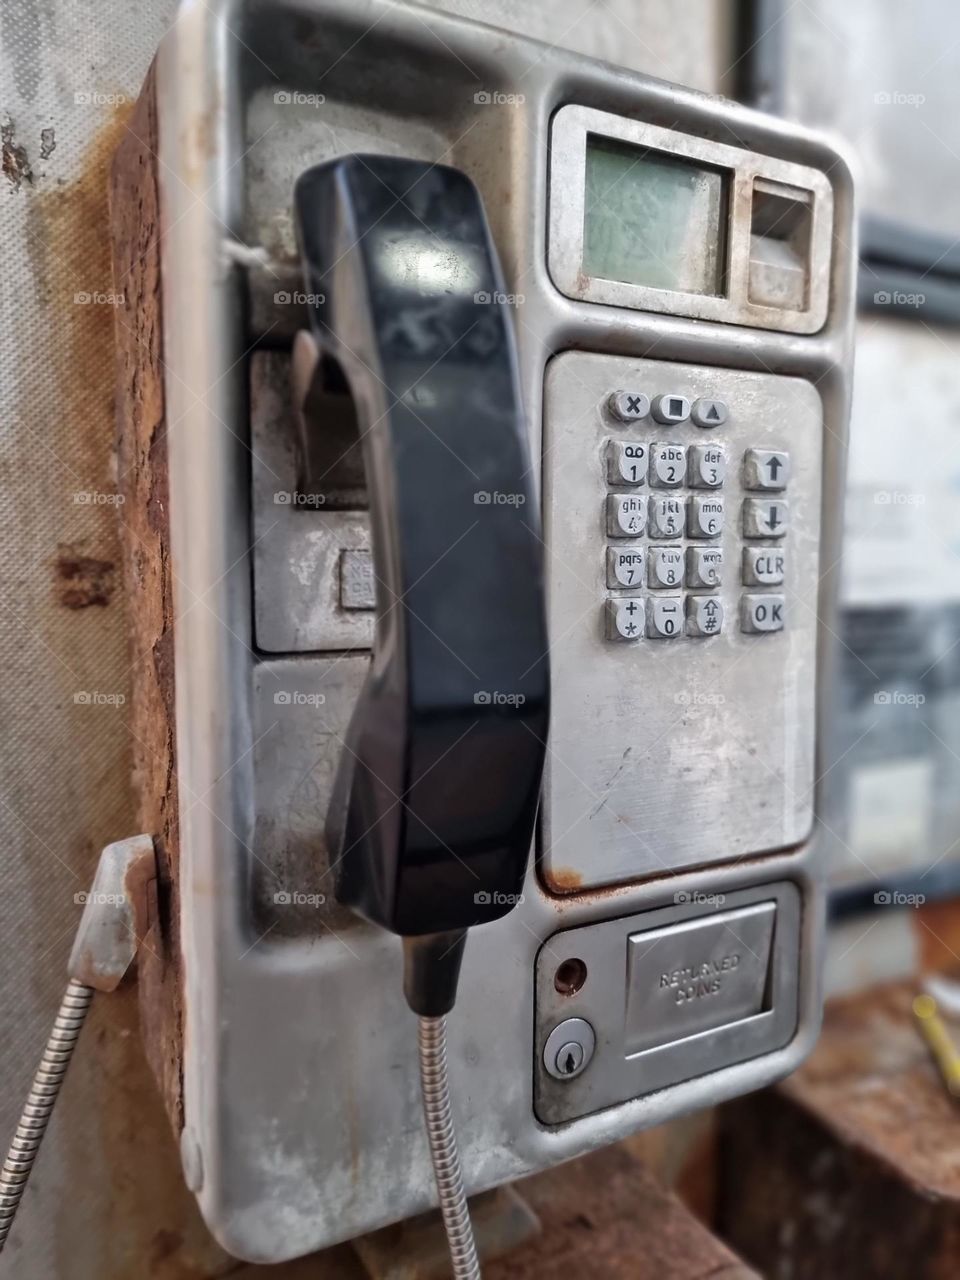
[0, 0, 733, 1275]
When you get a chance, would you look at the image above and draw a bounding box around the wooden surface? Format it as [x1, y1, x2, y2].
[719, 980, 960, 1279]
[108, 66, 183, 1133]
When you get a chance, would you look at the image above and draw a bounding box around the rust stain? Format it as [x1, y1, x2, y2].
[548, 866, 584, 892]
[54, 541, 116, 608]
[2, 117, 33, 189]
[914, 899, 960, 974]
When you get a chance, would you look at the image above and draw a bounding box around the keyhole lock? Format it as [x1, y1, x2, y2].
[543, 1018, 596, 1081]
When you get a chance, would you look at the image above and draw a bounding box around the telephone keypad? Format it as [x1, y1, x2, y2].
[646, 596, 683, 639]
[688, 444, 725, 488]
[600, 387, 792, 641]
[687, 495, 724, 539]
[743, 448, 790, 490]
[650, 443, 686, 487]
[607, 546, 644, 589]
[606, 597, 644, 641]
[742, 546, 784, 586]
[648, 546, 684, 590]
[606, 439, 648, 486]
[743, 498, 788, 538]
[686, 595, 724, 637]
[741, 594, 785, 633]
[606, 494, 646, 537]
[651, 393, 690, 425]
[648, 497, 685, 539]
[686, 546, 723, 589]
[690, 397, 729, 428]
[607, 390, 650, 422]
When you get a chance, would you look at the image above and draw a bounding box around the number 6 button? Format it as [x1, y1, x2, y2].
[688, 495, 724, 538]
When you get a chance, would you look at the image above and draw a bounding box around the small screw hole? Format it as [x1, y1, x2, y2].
[554, 958, 587, 996]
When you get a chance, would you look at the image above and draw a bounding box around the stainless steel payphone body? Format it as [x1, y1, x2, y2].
[147, 0, 854, 1261]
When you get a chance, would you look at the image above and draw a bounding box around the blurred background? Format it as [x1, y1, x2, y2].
[2, 0, 960, 1276]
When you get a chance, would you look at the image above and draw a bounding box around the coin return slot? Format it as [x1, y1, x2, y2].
[748, 179, 813, 313]
[624, 901, 776, 1056]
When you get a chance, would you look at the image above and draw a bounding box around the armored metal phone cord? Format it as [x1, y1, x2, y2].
[417, 1016, 482, 1280]
[0, 978, 94, 1250]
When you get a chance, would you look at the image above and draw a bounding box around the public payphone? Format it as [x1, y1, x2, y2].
[103, 0, 855, 1266]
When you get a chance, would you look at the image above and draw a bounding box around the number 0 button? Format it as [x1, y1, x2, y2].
[646, 596, 683, 639]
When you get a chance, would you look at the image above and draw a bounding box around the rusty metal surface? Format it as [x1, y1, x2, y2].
[67, 835, 156, 992]
[719, 981, 960, 1279]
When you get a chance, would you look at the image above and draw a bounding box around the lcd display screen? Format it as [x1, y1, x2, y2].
[583, 136, 728, 296]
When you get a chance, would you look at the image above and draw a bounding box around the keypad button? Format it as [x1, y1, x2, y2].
[691, 397, 728, 428]
[742, 546, 785, 586]
[741, 594, 785, 633]
[743, 449, 790, 490]
[686, 595, 723, 637]
[687, 495, 724, 539]
[647, 546, 684, 590]
[648, 497, 685, 539]
[651, 393, 690, 425]
[688, 444, 725, 489]
[607, 390, 650, 422]
[686, 546, 723, 589]
[606, 439, 648, 486]
[607, 546, 645, 589]
[742, 498, 788, 538]
[650, 443, 686, 488]
[606, 597, 644, 641]
[606, 494, 646, 537]
[646, 596, 684, 639]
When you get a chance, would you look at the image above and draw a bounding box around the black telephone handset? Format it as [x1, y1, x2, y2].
[294, 156, 549, 1018]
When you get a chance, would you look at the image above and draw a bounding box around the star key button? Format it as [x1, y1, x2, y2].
[606, 597, 644, 641]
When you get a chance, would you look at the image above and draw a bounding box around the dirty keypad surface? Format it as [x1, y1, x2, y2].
[603, 390, 789, 642]
[542, 353, 823, 887]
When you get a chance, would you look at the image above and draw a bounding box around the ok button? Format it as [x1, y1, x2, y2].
[741, 594, 785, 633]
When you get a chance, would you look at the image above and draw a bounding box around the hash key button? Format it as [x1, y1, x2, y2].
[743, 449, 790, 490]
[741, 594, 785, 633]
[686, 595, 723, 637]
[743, 498, 788, 538]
